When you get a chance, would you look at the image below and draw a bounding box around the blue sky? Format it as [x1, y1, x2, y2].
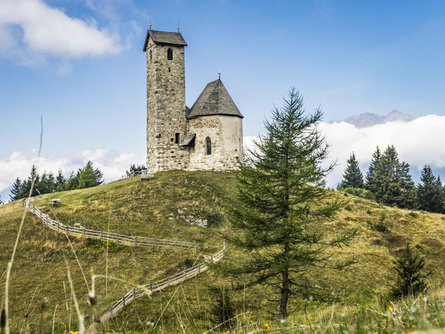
[1, 0, 445, 194]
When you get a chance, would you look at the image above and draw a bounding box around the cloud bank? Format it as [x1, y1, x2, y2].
[244, 114, 445, 187]
[0, 0, 121, 67]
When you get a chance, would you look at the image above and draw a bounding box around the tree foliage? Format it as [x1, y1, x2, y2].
[340, 152, 364, 189]
[392, 244, 428, 298]
[224, 89, 355, 319]
[417, 166, 443, 213]
[373, 145, 417, 209]
[365, 146, 381, 193]
[8, 162, 104, 201]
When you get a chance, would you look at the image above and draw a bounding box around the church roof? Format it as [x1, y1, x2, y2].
[143, 30, 187, 51]
[187, 79, 243, 119]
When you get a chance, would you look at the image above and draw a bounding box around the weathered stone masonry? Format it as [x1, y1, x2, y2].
[143, 29, 243, 173]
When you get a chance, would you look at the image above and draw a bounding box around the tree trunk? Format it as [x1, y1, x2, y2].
[279, 267, 289, 319]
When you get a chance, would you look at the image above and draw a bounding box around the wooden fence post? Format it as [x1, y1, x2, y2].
[57, 222, 60, 231]
[100, 230, 103, 241]
[133, 287, 136, 299]
[83, 228, 86, 236]
[175, 240, 177, 248]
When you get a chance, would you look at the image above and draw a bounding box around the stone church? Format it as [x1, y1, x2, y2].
[143, 29, 243, 173]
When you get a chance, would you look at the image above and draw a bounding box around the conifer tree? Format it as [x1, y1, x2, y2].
[224, 89, 354, 319]
[77, 161, 103, 189]
[339, 152, 364, 189]
[55, 169, 65, 191]
[417, 166, 443, 213]
[10, 177, 22, 201]
[366, 146, 381, 193]
[373, 145, 417, 209]
[392, 244, 428, 298]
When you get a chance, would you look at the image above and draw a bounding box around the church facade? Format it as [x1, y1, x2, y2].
[143, 29, 243, 173]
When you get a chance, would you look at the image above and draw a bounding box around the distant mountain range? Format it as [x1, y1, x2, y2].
[336, 110, 414, 128]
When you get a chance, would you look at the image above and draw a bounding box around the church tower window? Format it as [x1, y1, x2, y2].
[175, 133, 180, 143]
[206, 137, 212, 155]
[167, 48, 173, 60]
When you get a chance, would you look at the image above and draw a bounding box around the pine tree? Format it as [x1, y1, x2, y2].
[224, 89, 354, 319]
[417, 166, 443, 213]
[392, 244, 428, 298]
[55, 169, 65, 192]
[366, 146, 381, 193]
[77, 161, 103, 189]
[373, 146, 417, 209]
[339, 152, 364, 189]
[10, 177, 22, 201]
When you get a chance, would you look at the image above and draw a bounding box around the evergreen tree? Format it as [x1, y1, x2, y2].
[365, 146, 381, 193]
[126, 164, 146, 177]
[10, 177, 22, 201]
[417, 166, 443, 213]
[36, 172, 56, 195]
[224, 89, 354, 319]
[77, 161, 103, 189]
[63, 172, 79, 190]
[392, 244, 428, 298]
[339, 152, 364, 189]
[373, 146, 417, 209]
[55, 169, 66, 191]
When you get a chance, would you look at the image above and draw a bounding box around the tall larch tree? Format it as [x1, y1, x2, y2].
[224, 89, 355, 319]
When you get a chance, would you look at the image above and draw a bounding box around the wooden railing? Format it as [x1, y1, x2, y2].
[24, 200, 197, 251]
[107, 244, 226, 318]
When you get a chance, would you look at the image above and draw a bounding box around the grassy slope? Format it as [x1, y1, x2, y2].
[0, 170, 444, 333]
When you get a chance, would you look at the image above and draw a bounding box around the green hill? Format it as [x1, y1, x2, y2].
[1, 170, 445, 333]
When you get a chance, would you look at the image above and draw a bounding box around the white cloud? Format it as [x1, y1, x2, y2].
[244, 114, 445, 187]
[0, 149, 144, 192]
[0, 0, 121, 67]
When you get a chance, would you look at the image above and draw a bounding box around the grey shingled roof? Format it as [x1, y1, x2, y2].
[143, 30, 187, 51]
[187, 79, 243, 119]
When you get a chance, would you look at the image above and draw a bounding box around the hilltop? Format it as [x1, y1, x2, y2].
[0, 171, 445, 333]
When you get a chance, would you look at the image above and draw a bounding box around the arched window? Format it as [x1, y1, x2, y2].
[167, 48, 173, 60]
[206, 137, 212, 155]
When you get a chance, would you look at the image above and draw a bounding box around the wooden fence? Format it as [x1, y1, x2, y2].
[107, 244, 226, 319]
[24, 200, 197, 251]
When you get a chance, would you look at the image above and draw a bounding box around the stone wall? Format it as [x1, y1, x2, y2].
[187, 115, 243, 170]
[146, 38, 189, 173]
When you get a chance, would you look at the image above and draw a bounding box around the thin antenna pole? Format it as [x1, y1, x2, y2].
[218, 72, 221, 80]
[177, 21, 180, 33]
[149, 19, 152, 30]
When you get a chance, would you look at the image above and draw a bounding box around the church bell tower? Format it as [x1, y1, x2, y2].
[143, 29, 188, 173]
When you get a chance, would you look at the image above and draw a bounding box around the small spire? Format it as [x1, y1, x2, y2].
[218, 71, 221, 79]
[177, 21, 180, 33]
[149, 19, 152, 30]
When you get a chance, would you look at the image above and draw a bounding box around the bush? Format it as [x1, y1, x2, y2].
[342, 187, 375, 200]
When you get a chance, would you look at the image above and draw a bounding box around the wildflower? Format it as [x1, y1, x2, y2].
[423, 297, 428, 302]
[388, 306, 393, 313]
[263, 323, 270, 332]
[309, 296, 314, 301]
[70, 332, 78, 334]
[410, 306, 417, 313]
[239, 330, 243, 333]
[409, 316, 414, 321]
[280, 319, 285, 324]
[340, 313, 345, 318]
